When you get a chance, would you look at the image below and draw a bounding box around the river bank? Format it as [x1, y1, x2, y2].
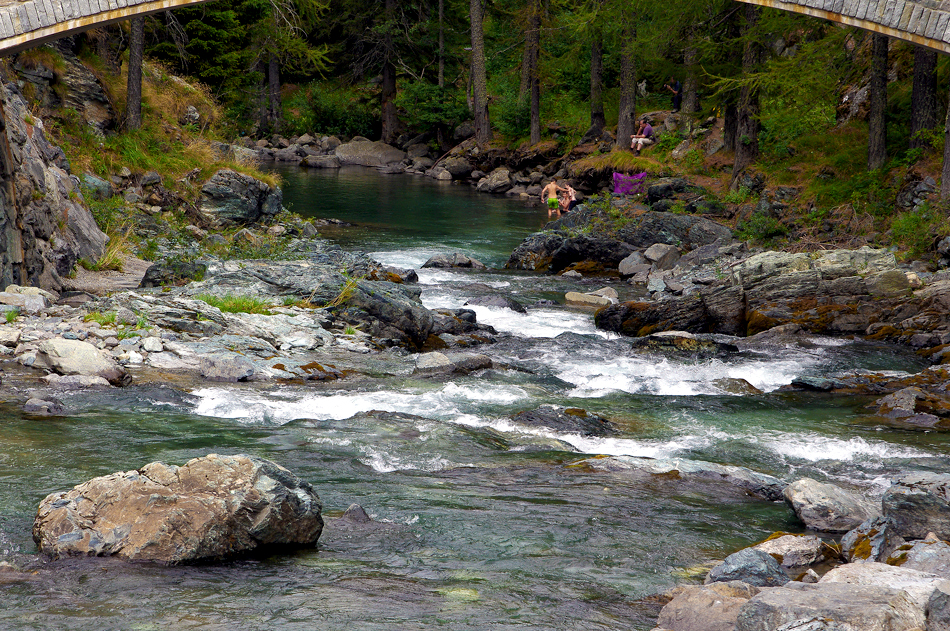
[2, 54, 950, 629]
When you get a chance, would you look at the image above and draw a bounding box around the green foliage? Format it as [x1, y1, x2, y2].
[890, 203, 949, 260]
[722, 186, 753, 205]
[195, 294, 275, 315]
[494, 84, 531, 139]
[84, 311, 117, 325]
[394, 81, 470, 132]
[283, 81, 379, 138]
[653, 132, 685, 155]
[5, 307, 19, 323]
[736, 213, 789, 244]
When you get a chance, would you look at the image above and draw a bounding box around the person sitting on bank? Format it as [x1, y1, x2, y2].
[560, 184, 578, 213]
[541, 180, 566, 216]
[630, 120, 655, 155]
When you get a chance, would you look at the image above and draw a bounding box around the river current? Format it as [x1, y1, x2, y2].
[2, 166, 948, 630]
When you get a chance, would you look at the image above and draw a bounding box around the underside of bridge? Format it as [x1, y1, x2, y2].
[0, 0, 216, 56]
[737, 0, 950, 54]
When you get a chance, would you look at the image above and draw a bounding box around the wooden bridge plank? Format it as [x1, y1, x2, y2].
[12, 5, 26, 35]
[832, 0, 845, 14]
[923, 8, 939, 36]
[40, 0, 56, 28]
[49, 0, 64, 23]
[909, 5, 925, 33]
[0, 10, 13, 40]
[934, 12, 950, 39]
[24, 2, 40, 32]
[899, 2, 916, 30]
[866, 0, 882, 22]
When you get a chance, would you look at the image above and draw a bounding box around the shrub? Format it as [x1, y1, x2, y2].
[283, 82, 379, 138]
[736, 213, 789, 244]
[195, 294, 274, 315]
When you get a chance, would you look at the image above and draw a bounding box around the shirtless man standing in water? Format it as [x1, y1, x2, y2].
[541, 180, 565, 217]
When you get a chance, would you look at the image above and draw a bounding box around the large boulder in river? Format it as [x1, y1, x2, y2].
[441, 156, 473, 179]
[783, 478, 880, 533]
[199, 169, 282, 224]
[594, 245, 950, 343]
[335, 139, 406, 167]
[33, 454, 323, 564]
[818, 562, 950, 610]
[422, 253, 487, 269]
[734, 582, 925, 631]
[476, 168, 513, 194]
[888, 534, 950, 576]
[841, 516, 906, 562]
[657, 581, 760, 631]
[883, 473, 950, 541]
[35, 339, 130, 386]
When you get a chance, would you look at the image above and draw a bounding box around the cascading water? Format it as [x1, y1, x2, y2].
[2, 165, 947, 630]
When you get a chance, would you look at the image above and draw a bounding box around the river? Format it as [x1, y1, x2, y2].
[2, 165, 948, 630]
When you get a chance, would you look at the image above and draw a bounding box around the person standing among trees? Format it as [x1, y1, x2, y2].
[664, 76, 682, 112]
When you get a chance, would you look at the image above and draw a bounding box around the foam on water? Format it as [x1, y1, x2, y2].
[762, 432, 931, 463]
[422, 295, 610, 339]
[450, 414, 711, 459]
[191, 382, 530, 425]
[548, 349, 818, 397]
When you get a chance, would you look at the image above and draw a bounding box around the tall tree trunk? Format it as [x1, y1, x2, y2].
[723, 101, 738, 152]
[587, 37, 605, 138]
[438, 0, 445, 88]
[470, 0, 491, 145]
[683, 43, 699, 113]
[256, 59, 268, 135]
[910, 45, 938, 150]
[527, 0, 541, 145]
[124, 16, 145, 131]
[380, 0, 398, 143]
[732, 5, 762, 183]
[268, 54, 281, 132]
[615, 15, 636, 150]
[868, 33, 888, 170]
[941, 83, 950, 198]
[381, 60, 397, 142]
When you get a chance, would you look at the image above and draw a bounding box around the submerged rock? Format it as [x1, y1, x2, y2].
[32, 454, 323, 564]
[422, 253, 487, 269]
[464, 293, 527, 313]
[511, 405, 617, 437]
[574, 455, 786, 501]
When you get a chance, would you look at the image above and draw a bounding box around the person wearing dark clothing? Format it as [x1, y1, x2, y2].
[664, 77, 682, 112]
